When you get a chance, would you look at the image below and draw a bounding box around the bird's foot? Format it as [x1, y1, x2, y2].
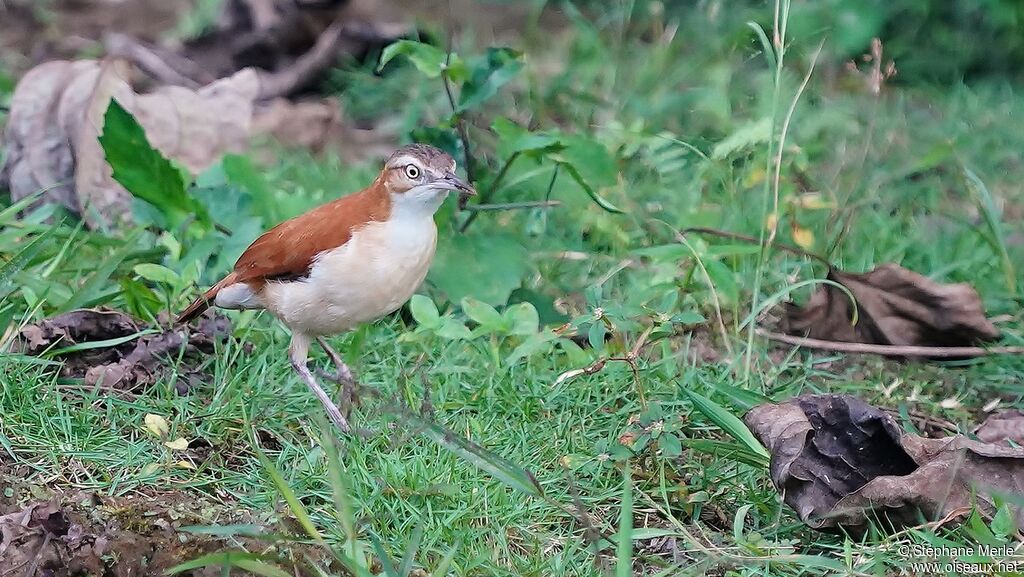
[316, 337, 359, 417]
[291, 360, 351, 434]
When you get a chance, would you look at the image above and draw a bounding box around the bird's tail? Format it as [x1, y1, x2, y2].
[176, 272, 238, 324]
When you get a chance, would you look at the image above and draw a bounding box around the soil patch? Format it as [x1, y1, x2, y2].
[0, 463, 256, 577]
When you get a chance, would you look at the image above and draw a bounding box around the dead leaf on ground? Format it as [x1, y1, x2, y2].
[782, 264, 1001, 353]
[744, 394, 1024, 534]
[0, 462, 278, 577]
[11, 308, 230, 392]
[1, 58, 260, 227]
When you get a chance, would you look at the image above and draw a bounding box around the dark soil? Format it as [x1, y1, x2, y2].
[0, 463, 253, 577]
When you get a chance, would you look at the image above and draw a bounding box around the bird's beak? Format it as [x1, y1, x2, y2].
[441, 172, 476, 196]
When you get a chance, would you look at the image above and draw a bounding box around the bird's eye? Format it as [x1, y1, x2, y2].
[404, 164, 420, 179]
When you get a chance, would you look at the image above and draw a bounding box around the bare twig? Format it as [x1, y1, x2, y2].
[104, 34, 210, 87]
[756, 328, 1024, 358]
[462, 200, 561, 212]
[256, 19, 347, 99]
[441, 47, 477, 211]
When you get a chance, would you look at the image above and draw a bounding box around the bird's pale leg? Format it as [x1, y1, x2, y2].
[290, 333, 351, 434]
[316, 337, 357, 418]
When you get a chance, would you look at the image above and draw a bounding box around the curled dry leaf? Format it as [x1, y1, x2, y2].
[12, 308, 230, 392]
[782, 264, 1001, 354]
[744, 394, 1024, 534]
[1, 59, 259, 227]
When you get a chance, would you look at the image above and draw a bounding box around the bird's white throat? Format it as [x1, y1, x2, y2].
[389, 186, 449, 220]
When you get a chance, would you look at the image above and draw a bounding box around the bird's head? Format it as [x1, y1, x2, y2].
[381, 144, 475, 215]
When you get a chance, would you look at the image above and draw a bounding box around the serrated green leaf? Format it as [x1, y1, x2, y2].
[99, 100, 207, 229]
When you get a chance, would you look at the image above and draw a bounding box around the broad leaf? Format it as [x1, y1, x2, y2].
[458, 48, 524, 112]
[379, 40, 452, 78]
[99, 100, 207, 229]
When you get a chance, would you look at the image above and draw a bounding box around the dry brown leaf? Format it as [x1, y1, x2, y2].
[782, 264, 1001, 352]
[744, 394, 1024, 534]
[1, 58, 259, 227]
[13, 309, 230, 392]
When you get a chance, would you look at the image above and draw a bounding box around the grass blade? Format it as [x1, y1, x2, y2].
[684, 389, 770, 464]
[397, 522, 424, 577]
[0, 226, 55, 298]
[252, 435, 326, 546]
[400, 409, 544, 498]
[165, 552, 292, 577]
[42, 329, 160, 358]
[370, 533, 400, 577]
[615, 467, 633, 577]
[963, 166, 1017, 296]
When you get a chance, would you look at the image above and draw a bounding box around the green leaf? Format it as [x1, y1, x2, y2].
[457, 48, 524, 112]
[554, 136, 623, 213]
[504, 302, 539, 335]
[703, 259, 739, 304]
[436, 319, 472, 340]
[492, 118, 560, 158]
[429, 231, 529, 306]
[409, 294, 441, 328]
[59, 230, 142, 312]
[658, 433, 683, 457]
[587, 322, 606, 351]
[507, 287, 567, 325]
[505, 331, 557, 364]
[963, 166, 1017, 295]
[378, 40, 450, 78]
[397, 523, 424, 577]
[133, 263, 181, 286]
[461, 297, 504, 329]
[99, 100, 207, 229]
[991, 503, 1015, 539]
[683, 390, 769, 465]
[166, 552, 292, 577]
[711, 117, 772, 160]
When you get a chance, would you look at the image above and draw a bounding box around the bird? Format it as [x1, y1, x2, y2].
[177, 143, 475, 433]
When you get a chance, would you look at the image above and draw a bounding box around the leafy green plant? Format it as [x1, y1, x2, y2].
[379, 38, 626, 307]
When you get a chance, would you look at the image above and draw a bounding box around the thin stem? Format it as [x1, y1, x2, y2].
[462, 200, 561, 212]
[757, 328, 1024, 358]
[458, 151, 521, 232]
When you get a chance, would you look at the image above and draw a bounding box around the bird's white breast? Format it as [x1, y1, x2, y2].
[263, 215, 437, 336]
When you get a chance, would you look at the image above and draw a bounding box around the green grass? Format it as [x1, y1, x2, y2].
[2, 2, 1024, 576]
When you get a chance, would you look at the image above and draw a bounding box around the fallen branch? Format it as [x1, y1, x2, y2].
[757, 327, 1024, 358]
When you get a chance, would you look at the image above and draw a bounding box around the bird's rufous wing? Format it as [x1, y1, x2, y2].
[232, 183, 392, 286]
[176, 182, 391, 324]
